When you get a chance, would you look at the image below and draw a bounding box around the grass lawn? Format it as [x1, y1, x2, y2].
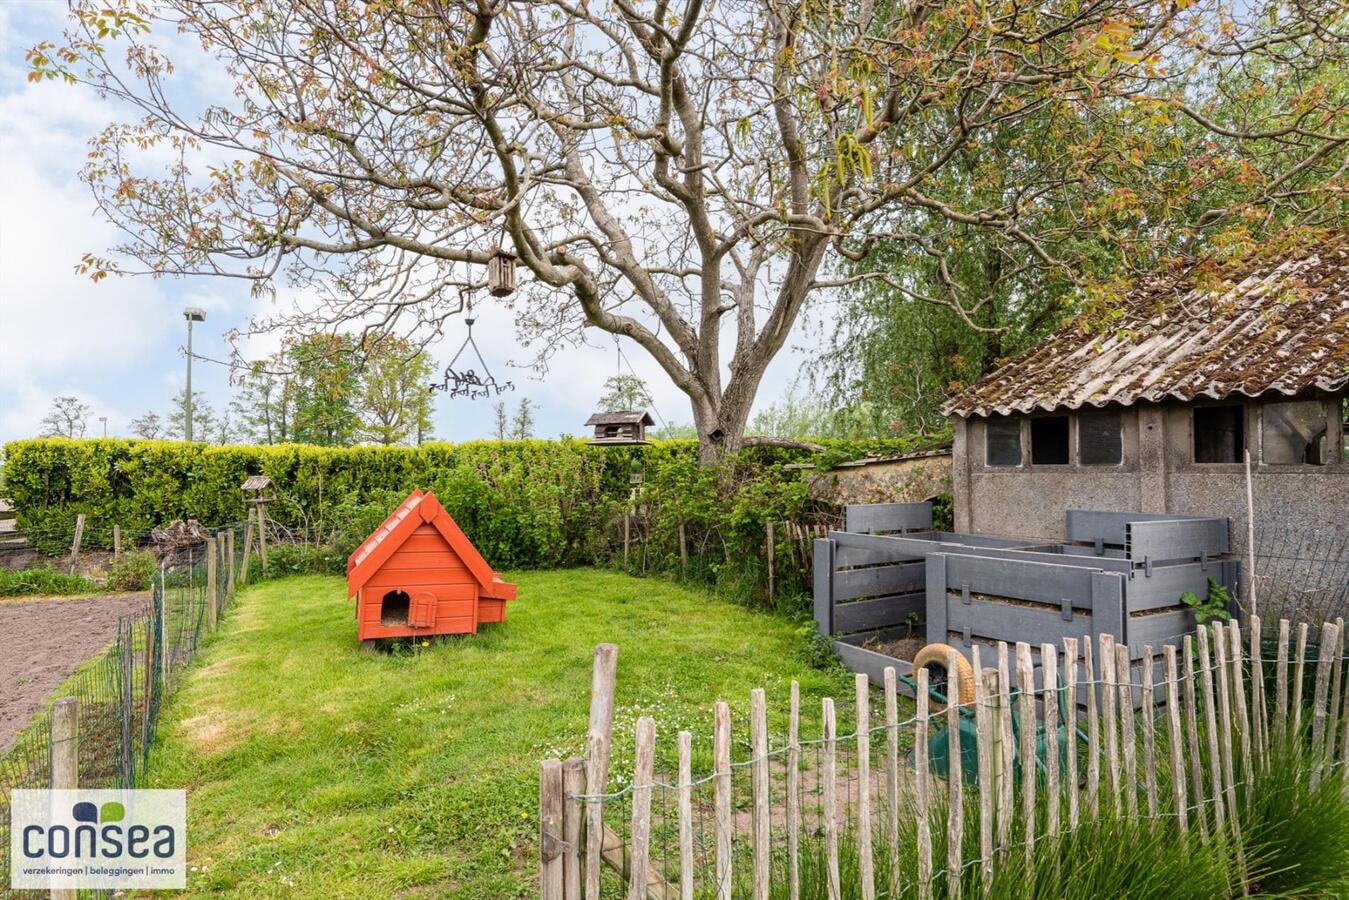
[149, 569, 860, 897]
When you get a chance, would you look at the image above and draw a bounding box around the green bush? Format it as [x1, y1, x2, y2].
[0, 567, 101, 598]
[1, 434, 935, 608]
[105, 550, 156, 592]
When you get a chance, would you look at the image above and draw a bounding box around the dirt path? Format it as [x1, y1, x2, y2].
[0, 593, 150, 752]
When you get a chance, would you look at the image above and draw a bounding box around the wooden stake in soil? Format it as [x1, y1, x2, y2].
[240, 520, 254, 587]
[1326, 619, 1345, 769]
[853, 674, 875, 900]
[1211, 621, 1240, 830]
[540, 759, 564, 900]
[1100, 634, 1121, 814]
[113, 523, 122, 560]
[678, 523, 688, 575]
[206, 535, 218, 631]
[226, 528, 236, 598]
[946, 650, 964, 900]
[1249, 614, 1265, 766]
[766, 521, 776, 606]
[823, 696, 842, 900]
[627, 717, 655, 900]
[715, 700, 734, 900]
[751, 688, 771, 900]
[1163, 646, 1188, 832]
[1228, 620, 1253, 780]
[914, 669, 932, 900]
[1311, 622, 1340, 784]
[584, 644, 618, 900]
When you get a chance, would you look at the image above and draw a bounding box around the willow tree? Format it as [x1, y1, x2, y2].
[34, 0, 1348, 461]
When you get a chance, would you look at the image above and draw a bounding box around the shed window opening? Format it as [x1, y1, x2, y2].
[1030, 415, 1070, 465]
[1262, 401, 1327, 465]
[1078, 411, 1122, 465]
[985, 418, 1022, 467]
[380, 590, 411, 627]
[1193, 405, 1245, 463]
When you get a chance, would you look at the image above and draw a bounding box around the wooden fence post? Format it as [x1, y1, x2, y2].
[1041, 643, 1060, 840]
[141, 617, 154, 749]
[240, 520, 254, 587]
[995, 642, 1014, 848]
[68, 513, 86, 574]
[1210, 621, 1240, 831]
[113, 523, 122, 561]
[1099, 634, 1120, 814]
[766, 521, 776, 606]
[1293, 622, 1309, 737]
[628, 717, 655, 900]
[914, 670, 932, 900]
[1183, 634, 1212, 839]
[1115, 645, 1138, 818]
[206, 536, 218, 631]
[1062, 637, 1080, 829]
[51, 697, 78, 900]
[751, 688, 772, 900]
[1015, 642, 1036, 864]
[882, 669, 899, 900]
[972, 648, 993, 895]
[715, 700, 734, 900]
[1326, 620, 1345, 769]
[678, 523, 688, 575]
[1141, 648, 1157, 818]
[1228, 620, 1253, 780]
[1275, 619, 1290, 747]
[789, 681, 802, 900]
[563, 757, 585, 900]
[1249, 614, 1266, 765]
[822, 696, 841, 900]
[256, 504, 268, 570]
[540, 759, 565, 900]
[1163, 645, 1188, 832]
[676, 733, 694, 900]
[1311, 622, 1340, 784]
[1196, 625, 1227, 833]
[584, 644, 618, 900]
[1083, 636, 1100, 822]
[226, 528, 236, 598]
[946, 650, 964, 900]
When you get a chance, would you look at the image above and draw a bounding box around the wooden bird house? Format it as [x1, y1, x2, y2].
[584, 410, 654, 445]
[488, 248, 517, 297]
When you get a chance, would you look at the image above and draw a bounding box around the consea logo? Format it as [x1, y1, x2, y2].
[10, 789, 186, 890]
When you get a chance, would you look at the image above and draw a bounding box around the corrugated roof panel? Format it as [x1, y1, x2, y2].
[943, 235, 1349, 417]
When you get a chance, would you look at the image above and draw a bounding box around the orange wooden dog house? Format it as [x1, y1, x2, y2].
[346, 490, 516, 644]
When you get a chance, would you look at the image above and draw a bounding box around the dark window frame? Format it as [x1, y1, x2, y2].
[1078, 410, 1123, 466]
[1193, 404, 1246, 464]
[1030, 415, 1071, 466]
[984, 417, 1023, 467]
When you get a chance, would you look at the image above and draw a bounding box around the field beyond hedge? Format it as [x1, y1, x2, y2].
[148, 570, 854, 898]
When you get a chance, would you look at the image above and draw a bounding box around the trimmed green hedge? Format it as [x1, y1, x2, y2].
[2, 436, 929, 608]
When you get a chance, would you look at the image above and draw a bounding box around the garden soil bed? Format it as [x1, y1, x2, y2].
[0, 592, 149, 752]
[861, 634, 923, 661]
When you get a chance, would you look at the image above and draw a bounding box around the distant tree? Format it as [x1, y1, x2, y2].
[509, 398, 536, 440]
[357, 336, 435, 446]
[167, 390, 218, 442]
[289, 334, 359, 446]
[230, 354, 295, 444]
[598, 375, 651, 413]
[749, 381, 878, 439]
[492, 402, 509, 441]
[39, 396, 91, 438]
[128, 411, 163, 439]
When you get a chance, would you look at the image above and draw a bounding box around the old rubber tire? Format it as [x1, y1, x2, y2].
[912, 642, 976, 710]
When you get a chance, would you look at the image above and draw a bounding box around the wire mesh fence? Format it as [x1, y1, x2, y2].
[0, 522, 246, 896]
[545, 617, 1349, 898]
[1252, 524, 1349, 627]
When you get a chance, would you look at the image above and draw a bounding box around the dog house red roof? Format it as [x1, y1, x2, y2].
[347, 490, 516, 642]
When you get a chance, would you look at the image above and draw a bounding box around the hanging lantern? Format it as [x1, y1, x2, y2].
[488, 248, 517, 297]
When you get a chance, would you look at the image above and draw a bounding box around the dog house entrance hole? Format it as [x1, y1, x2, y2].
[380, 589, 411, 626]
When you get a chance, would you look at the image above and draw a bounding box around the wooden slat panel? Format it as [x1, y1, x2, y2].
[396, 533, 456, 553]
[946, 598, 1092, 648]
[833, 593, 924, 634]
[943, 555, 1099, 608]
[844, 502, 932, 534]
[378, 550, 469, 572]
[1125, 611, 1192, 659]
[833, 562, 926, 601]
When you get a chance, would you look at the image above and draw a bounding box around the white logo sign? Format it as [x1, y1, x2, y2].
[9, 789, 186, 890]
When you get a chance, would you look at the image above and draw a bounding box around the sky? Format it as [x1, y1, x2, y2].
[0, 2, 812, 446]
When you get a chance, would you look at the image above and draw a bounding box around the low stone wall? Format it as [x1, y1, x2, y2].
[807, 451, 952, 505]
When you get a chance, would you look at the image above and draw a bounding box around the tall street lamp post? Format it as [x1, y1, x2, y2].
[183, 307, 206, 441]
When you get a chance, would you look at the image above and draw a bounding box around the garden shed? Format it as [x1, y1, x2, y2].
[346, 490, 516, 644]
[944, 236, 1349, 543]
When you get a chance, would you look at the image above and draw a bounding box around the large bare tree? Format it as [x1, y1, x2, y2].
[34, 0, 1347, 460]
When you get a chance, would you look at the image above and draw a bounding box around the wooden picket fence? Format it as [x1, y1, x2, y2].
[538, 615, 1349, 899]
